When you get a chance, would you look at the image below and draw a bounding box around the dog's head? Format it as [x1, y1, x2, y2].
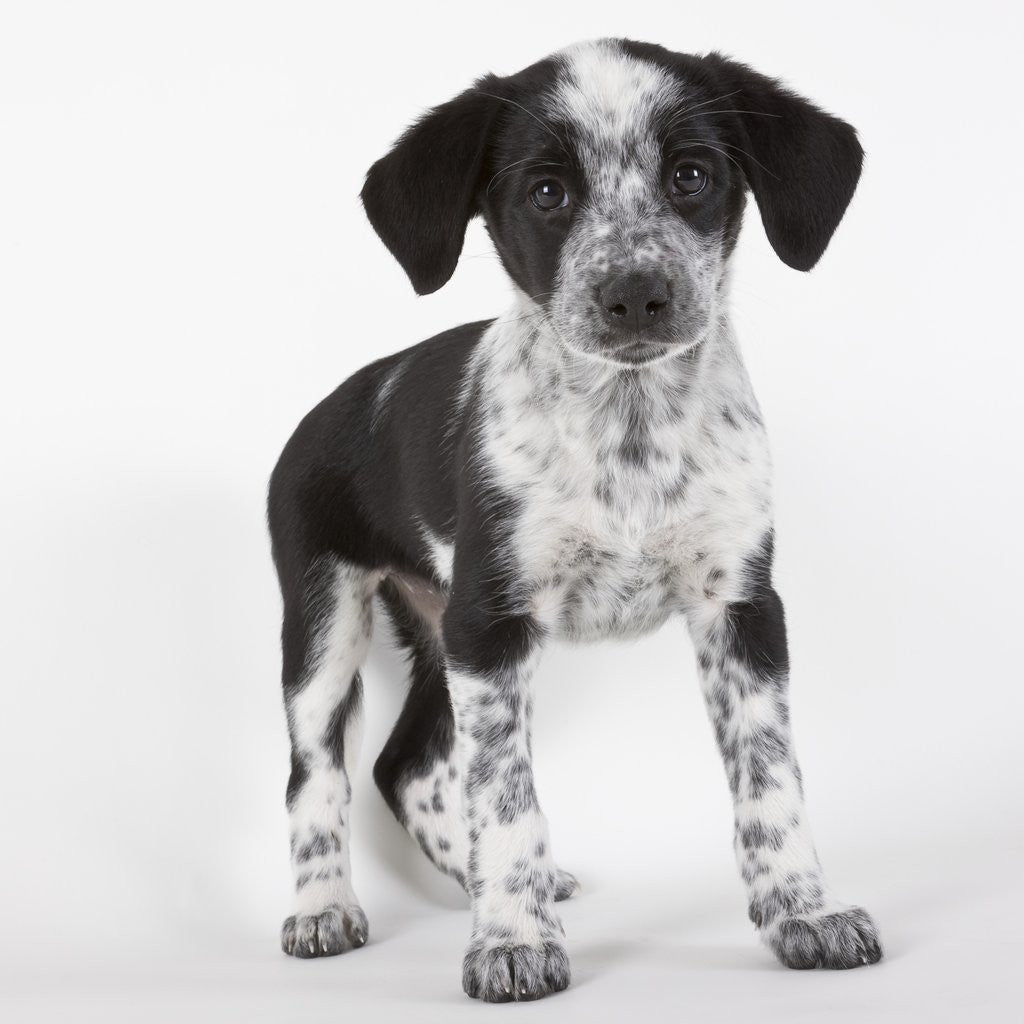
[361, 40, 862, 366]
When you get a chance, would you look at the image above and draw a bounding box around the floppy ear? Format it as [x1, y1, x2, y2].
[701, 54, 863, 271]
[360, 83, 499, 295]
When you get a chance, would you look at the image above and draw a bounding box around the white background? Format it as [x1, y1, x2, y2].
[2, 2, 1021, 1021]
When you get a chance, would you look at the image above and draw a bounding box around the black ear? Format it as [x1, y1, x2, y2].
[702, 54, 863, 271]
[360, 82, 499, 295]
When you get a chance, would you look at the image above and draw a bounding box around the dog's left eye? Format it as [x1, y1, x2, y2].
[672, 165, 708, 197]
[530, 180, 569, 211]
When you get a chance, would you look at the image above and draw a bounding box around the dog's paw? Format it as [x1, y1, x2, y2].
[553, 868, 580, 902]
[281, 904, 368, 958]
[462, 939, 571, 1002]
[765, 906, 882, 970]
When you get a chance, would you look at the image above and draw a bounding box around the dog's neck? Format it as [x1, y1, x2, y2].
[479, 289, 747, 427]
[465, 291, 762, 541]
[463, 291, 766, 544]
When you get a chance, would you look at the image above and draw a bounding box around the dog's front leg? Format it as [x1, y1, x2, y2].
[442, 599, 569, 1002]
[687, 551, 882, 970]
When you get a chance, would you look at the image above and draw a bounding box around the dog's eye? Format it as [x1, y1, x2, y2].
[530, 180, 569, 211]
[672, 165, 708, 197]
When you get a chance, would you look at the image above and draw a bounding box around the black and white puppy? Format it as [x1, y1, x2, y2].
[268, 38, 880, 1002]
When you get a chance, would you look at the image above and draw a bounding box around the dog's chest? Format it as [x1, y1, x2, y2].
[479, 348, 773, 641]
[515, 468, 768, 641]
[527, 524, 691, 641]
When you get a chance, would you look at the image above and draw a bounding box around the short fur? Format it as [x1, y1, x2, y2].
[268, 38, 879, 1001]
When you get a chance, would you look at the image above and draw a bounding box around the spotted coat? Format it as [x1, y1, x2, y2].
[268, 37, 878, 1002]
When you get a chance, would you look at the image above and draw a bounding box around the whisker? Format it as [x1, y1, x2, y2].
[486, 155, 541, 193]
[487, 160, 566, 194]
[493, 305, 552, 327]
[477, 91, 572, 159]
[670, 140, 744, 176]
[670, 137, 780, 181]
[663, 90, 743, 129]
[668, 109, 783, 133]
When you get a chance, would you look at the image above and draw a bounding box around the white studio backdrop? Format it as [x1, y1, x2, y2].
[1, 2, 1021, 1021]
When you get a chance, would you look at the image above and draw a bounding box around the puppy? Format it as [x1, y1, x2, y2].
[268, 38, 880, 1002]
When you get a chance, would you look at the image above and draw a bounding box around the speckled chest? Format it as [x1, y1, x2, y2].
[476, 327, 774, 642]
[517, 448, 771, 642]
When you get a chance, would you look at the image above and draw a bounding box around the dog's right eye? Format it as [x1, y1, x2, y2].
[530, 181, 569, 211]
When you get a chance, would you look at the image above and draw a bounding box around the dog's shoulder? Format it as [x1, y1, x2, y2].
[380, 317, 493, 416]
[269, 319, 496, 568]
[276, 318, 493, 457]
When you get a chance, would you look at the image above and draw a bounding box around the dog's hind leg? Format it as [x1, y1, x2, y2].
[373, 575, 469, 884]
[277, 556, 376, 957]
[373, 576, 579, 901]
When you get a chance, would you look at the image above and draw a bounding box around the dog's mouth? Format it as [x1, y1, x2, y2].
[554, 333, 706, 369]
[604, 337, 676, 364]
[543, 296, 711, 368]
[591, 329, 708, 367]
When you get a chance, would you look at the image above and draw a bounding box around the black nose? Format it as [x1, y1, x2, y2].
[599, 272, 670, 332]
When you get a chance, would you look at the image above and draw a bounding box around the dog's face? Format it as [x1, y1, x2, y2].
[362, 40, 862, 366]
[482, 43, 744, 366]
